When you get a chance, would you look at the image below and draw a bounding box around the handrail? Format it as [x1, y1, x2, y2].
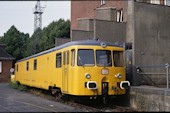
[136, 63, 170, 89]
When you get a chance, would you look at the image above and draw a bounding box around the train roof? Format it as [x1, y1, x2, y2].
[16, 39, 122, 63]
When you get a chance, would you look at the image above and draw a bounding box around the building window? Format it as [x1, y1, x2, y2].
[34, 59, 37, 70]
[117, 9, 123, 22]
[101, 0, 106, 5]
[165, 0, 170, 6]
[0, 61, 2, 73]
[150, 0, 160, 4]
[56, 53, 62, 68]
[26, 61, 29, 71]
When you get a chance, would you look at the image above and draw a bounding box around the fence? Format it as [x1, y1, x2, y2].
[136, 63, 170, 88]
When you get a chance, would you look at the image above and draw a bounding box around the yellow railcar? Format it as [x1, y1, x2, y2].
[14, 39, 130, 100]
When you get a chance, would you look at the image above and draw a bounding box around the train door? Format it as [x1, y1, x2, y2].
[62, 50, 69, 92]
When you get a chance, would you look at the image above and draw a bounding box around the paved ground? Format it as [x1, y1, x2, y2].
[0, 83, 81, 112]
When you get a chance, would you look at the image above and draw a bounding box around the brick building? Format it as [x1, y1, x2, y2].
[71, 0, 169, 32]
[0, 44, 14, 82]
[71, 0, 170, 86]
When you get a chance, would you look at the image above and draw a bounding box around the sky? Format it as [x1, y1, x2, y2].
[0, 1, 70, 37]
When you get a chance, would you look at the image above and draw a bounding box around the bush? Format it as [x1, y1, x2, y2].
[9, 81, 28, 92]
[9, 81, 18, 89]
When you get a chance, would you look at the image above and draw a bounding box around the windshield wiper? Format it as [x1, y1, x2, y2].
[104, 61, 112, 68]
[78, 56, 84, 66]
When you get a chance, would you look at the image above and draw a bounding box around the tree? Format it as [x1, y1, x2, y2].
[0, 18, 70, 61]
[0, 25, 29, 61]
[29, 18, 70, 53]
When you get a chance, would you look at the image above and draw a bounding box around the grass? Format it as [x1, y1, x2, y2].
[8, 80, 53, 100]
[9, 80, 28, 92]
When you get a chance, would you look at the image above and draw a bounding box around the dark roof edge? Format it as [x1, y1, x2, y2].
[0, 46, 15, 60]
[0, 57, 15, 60]
[17, 39, 122, 63]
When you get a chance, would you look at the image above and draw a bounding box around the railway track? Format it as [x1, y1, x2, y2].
[29, 87, 137, 112]
[63, 100, 136, 112]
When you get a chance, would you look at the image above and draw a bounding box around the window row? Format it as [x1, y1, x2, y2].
[26, 59, 37, 71]
[16, 59, 37, 72]
[56, 49, 124, 68]
[16, 49, 124, 71]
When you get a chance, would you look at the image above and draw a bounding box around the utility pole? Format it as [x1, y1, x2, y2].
[33, 0, 45, 54]
[33, 0, 44, 32]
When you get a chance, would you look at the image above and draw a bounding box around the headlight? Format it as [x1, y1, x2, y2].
[85, 73, 91, 79]
[117, 73, 122, 79]
[115, 73, 122, 79]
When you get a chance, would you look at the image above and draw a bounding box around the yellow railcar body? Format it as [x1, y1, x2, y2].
[14, 40, 129, 97]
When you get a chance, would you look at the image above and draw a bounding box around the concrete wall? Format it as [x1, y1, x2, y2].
[0, 60, 13, 82]
[77, 18, 94, 31]
[133, 2, 170, 85]
[96, 7, 116, 21]
[130, 86, 170, 111]
[55, 38, 71, 47]
[95, 20, 126, 43]
[71, 30, 94, 41]
[72, 20, 126, 42]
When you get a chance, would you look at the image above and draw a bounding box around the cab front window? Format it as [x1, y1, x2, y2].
[77, 49, 94, 66]
[96, 50, 112, 67]
[113, 51, 124, 67]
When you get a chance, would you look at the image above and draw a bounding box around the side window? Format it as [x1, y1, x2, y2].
[0, 61, 2, 73]
[71, 49, 75, 66]
[17, 64, 18, 72]
[67, 51, 69, 65]
[56, 53, 62, 68]
[113, 51, 124, 67]
[34, 59, 37, 70]
[26, 61, 29, 71]
[63, 51, 69, 65]
[63, 52, 66, 65]
[16, 64, 18, 72]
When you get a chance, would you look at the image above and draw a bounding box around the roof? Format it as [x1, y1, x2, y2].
[0, 46, 15, 60]
[17, 39, 122, 63]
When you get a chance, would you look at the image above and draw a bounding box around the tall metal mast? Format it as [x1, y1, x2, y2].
[33, 0, 44, 32]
